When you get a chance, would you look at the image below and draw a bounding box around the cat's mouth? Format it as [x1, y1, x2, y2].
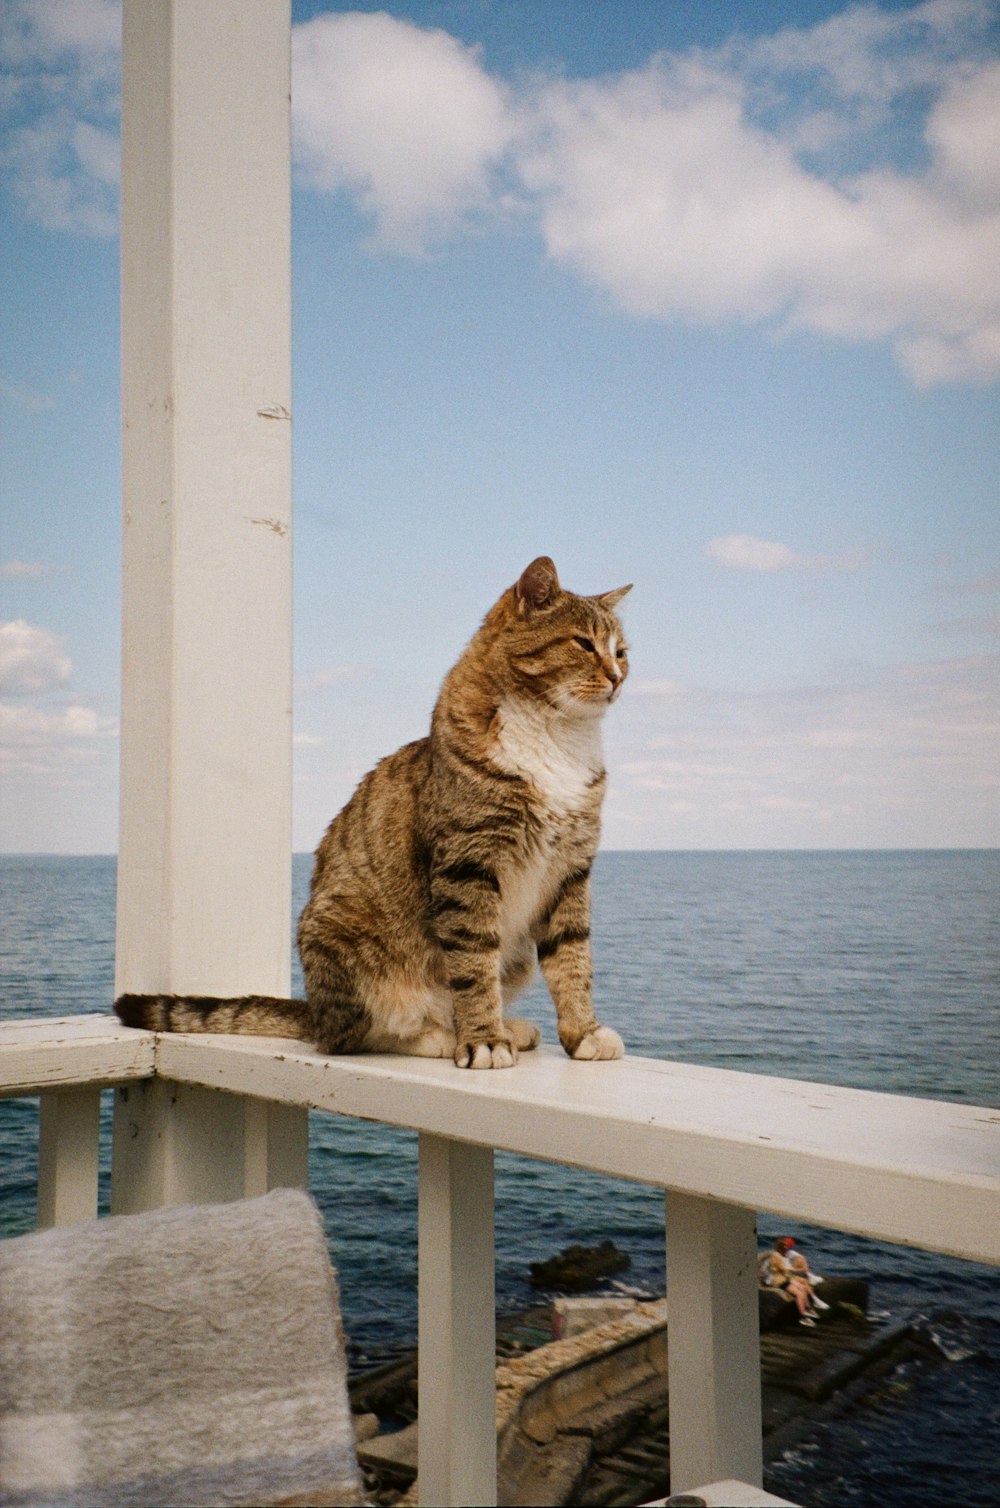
[570, 685, 620, 713]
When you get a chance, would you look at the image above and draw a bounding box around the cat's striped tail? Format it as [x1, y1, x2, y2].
[114, 994, 314, 1042]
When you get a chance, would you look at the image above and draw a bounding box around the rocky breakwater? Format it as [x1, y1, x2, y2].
[390, 1300, 672, 1507]
[496, 1299, 670, 1504]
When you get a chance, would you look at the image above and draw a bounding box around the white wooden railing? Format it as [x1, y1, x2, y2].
[3, 1014, 998, 1507]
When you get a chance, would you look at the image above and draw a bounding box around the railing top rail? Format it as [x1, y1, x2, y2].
[2, 1016, 998, 1266]
[0, 1015, 156, 1094]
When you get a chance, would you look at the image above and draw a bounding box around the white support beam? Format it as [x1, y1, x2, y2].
[418, 1134, 497, 1508]
[110, 1082, 308, 1214]
[148, 1033, 1000, 1268]
[36, 1088, 101, 1227]
[117, 0, 292, 1001]
[666, 1193, 763, 1496]
[0, 1017, 155, 1095]
[110, 1080, 248, 1213]
[243, 1098, 310, 1195]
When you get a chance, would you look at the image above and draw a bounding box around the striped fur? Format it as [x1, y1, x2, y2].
[114, 557, 631, 1070]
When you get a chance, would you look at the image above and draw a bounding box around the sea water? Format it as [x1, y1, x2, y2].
[2, 850, 998, 1505]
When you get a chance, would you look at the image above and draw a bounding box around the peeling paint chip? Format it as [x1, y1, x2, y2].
[257, 404, 291, 420]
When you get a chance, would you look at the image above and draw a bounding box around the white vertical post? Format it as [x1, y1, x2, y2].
[418, 1134, 497, 1508]
[37, 1088, 101, 1227]
[111, 1084, 309, 1215]
[116, 0, 292, 1001]
[243, 1098, 310, 1196]
[114, 1, 296, 1204]
[665, 1192, 763, 1495]
[111, 1080, 248, 1212]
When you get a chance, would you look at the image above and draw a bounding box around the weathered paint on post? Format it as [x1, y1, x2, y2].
[111, 1080, 249, 1212]
[111, 1080, 308, 1215]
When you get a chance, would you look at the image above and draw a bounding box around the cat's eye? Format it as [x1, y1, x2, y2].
[574, 636, 596, 654]
[616, 647, 626, 660]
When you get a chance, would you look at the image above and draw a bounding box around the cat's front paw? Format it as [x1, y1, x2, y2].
[454, 1038, 518, 1070]
[570, 1025, 624, 1061]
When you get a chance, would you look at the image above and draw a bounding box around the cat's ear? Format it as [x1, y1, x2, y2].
[515, 556, 561, 614]
[596, 583, 633, 609]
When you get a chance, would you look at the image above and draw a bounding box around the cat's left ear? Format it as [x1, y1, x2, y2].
[597, 583, 633, 609]
[516, 556, 561, 614]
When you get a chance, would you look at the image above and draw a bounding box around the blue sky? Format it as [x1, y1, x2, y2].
[1, 0, 998, 853]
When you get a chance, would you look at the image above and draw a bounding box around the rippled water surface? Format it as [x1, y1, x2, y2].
[2, 850, 998, 1505]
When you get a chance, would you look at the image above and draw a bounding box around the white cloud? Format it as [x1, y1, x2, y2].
[707, 535, 803, 571]
[0, 378, 55, 412]
[522, 47, 1000, 383]
[0, 0, 120, 66]
[944, 570, 1000, 595]
[925, 55, 1000, 210]
[0, 560, 47, 578]
[292, 11, 515, 251]
[521, 61, 855, 326]
[0, 700, 116, 741]
[0, 619, 71, 693]
[288, 3, 1000, 385]
[4, 1, 999, 383]
[0, 613, 116, 795]
[0, 698, 118, 787]
[738, 0, 995, 104]
[613, 651, 999, 845]
[71, 118, 117, 185]
[705, 534, 867, 572]
[295, 664, 366, 695]
[897, 322, 1000, 387]
[630, 677, 687, 697]
[3, 108, 118, 235]
[0, 0, 120, 237]
[930, 611, 1000, 636]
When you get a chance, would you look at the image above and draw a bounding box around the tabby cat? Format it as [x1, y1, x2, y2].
[115, 557, 631, 1069]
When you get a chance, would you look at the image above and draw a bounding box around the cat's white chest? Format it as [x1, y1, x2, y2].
[494, 698, 603, 817]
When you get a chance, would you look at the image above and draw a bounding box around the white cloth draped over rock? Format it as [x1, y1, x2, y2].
[0, 1187, 364, 1507]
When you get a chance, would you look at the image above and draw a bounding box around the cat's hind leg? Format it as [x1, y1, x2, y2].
[362, 987, 458, 1058]
[300, 937, 374, 1054]
[506, 1017, 541, 1051]
[501, 943, 540, 1052]
[403, 1025, 459, 1058]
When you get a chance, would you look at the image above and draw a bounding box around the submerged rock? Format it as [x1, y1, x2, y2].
[529, 1241, 631, 1292]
